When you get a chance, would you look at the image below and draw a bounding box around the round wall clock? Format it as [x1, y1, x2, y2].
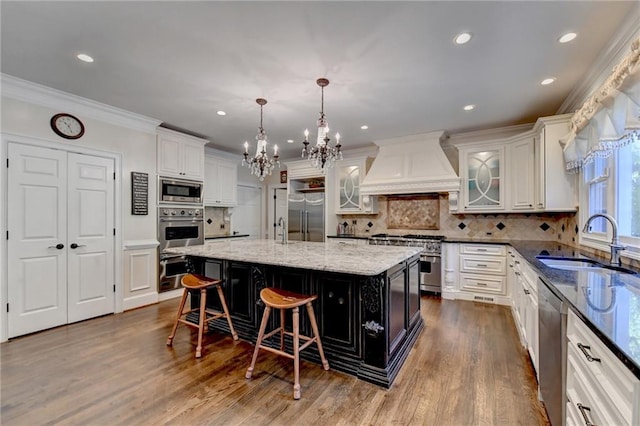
[50, 113, 85, 139]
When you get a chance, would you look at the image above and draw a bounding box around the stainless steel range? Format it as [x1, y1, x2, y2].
[369, 234, 443, 294]
[158, 207, 204, 292]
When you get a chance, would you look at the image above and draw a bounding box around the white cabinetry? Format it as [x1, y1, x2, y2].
[509, 136, 535, 210]
[335, 157, 378, 214]
[457, 243, 508, 304]
[204, 155, 237, 206]
[458, 145, 505, 212]
[534, 114, 577, 211]
[157, 128, 206, 180]
[566, 310, 640, 426]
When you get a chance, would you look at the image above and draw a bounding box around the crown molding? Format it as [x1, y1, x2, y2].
[557, 12, 640, 114]
[1, 74, 161, 134]
[447, 123, 534, 146]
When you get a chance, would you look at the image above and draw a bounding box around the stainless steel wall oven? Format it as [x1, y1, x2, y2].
[158, 207, 203, 292]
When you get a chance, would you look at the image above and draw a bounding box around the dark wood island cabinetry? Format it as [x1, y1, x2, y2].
[167, 240, 422, 387]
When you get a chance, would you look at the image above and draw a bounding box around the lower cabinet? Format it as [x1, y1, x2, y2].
[457, 243, 508, 304]
[566, 310, 640, 426]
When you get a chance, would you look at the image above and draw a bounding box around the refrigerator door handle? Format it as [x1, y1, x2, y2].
[305, 210, 309, 240]
[300, 210, 304, 241]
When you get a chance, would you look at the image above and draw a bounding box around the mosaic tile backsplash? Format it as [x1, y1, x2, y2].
[338, 194, 580, 246]
[204, 206, 231, 237]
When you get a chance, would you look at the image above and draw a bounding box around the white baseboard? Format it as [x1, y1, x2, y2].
[158, 288, 183, 302]
[123, 292, 158, 311]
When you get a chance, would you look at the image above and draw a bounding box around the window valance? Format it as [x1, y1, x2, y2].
[561, 37, 640, 173]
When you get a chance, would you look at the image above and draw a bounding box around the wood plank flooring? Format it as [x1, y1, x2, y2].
[1, 295, 550, 425]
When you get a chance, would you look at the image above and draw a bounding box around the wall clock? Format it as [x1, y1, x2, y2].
[50, 113, 85, 139]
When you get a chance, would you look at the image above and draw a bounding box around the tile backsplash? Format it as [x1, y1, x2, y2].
[338, 194, 580, 245]
[204, 206, 231, 237]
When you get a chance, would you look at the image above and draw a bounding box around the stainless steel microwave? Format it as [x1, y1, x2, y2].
[159, 177, 203, 204]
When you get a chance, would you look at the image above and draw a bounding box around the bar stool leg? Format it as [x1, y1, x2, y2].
[293, 306, 301, 400]
[280, 308, 285, 351]
[307, 302, 329, 370]
[246, 306, 271, 379]
[216, 285, 238, 341]
[166, 288, 189, 346]
[195, 288, 207, 358]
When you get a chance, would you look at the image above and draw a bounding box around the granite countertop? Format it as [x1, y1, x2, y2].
[164, 239, 421, 276]
[326, 234, 371, 240]
[205, 234, 249, 240]
[508, 240, 640, 379]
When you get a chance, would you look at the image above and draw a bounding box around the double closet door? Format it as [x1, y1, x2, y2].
[7, 143, 115, 338]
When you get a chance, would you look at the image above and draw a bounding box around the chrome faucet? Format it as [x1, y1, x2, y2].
[582, 213, 625, 265]
[277, 217, 287, 244]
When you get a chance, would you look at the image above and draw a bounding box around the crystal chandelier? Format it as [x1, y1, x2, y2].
[242, 98, 279, 181]
[302, 78, 342, 172]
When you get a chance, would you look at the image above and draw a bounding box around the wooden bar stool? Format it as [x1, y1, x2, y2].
[245, 287, 329, 400]
[166, 273, 238, 358]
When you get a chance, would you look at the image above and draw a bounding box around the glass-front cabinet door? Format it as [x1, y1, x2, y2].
[338, 164, 360, 211]
[462, 146, 504, 211]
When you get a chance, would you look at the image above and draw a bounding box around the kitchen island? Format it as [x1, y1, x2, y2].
[164, 239, 422, 387]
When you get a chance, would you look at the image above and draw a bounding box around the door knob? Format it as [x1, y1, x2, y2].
[70, 243, 86, 249]
[48, 243, 64, 250]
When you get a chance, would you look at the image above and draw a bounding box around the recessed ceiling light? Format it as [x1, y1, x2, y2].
[558, 32, 577, 43]
[360, 125, 369, 130]
[76, 53, 94, 63]
[287, 139, 294, 144]
[541, 78, 556, 86]
[454, 32, 472, 45]
[216, 110, 226, 116]
[463, 104, 475, 111]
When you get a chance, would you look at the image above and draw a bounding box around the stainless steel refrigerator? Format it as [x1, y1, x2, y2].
[288, 192, 325, 242]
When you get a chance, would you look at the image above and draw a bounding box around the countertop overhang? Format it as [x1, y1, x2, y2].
[164, 239, 421, 276]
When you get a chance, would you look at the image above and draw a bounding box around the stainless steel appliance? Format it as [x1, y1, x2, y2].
[368, 234, 443, 293]
[159, 177, 203, 204]
[158, 207, 204, 292]
[538, 277, 568, 426]
[288, 192, 325, 242]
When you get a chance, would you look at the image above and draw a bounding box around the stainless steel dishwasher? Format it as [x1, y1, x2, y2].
[538, 277, 568, 426]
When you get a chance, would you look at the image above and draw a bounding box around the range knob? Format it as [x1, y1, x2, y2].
[194, 210, 201, 216]
[170, 210, 177, 215]
[163, 209, 169, 215]
[180, 210, 186, 216]
[188, 210, 194, 216]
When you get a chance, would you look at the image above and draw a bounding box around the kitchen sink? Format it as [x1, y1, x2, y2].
[536, 256, 636, 274]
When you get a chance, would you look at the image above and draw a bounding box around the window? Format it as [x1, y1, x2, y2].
[581, 142, 640, 254]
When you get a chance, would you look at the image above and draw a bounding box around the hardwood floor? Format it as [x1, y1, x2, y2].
[1, 295, 550, 425]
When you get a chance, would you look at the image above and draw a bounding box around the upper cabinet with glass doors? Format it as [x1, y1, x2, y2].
[335, 157, 378, 214]
[459, 145, 505, 211]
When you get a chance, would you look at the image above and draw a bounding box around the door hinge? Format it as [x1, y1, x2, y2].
[6, 158, 8, 168]
[113, 284, 116, 293]
[6, 303, 9, 313]
[113, 228, 116, 236]
[113, 172, 116, 180]
[6, 231, 8, 240]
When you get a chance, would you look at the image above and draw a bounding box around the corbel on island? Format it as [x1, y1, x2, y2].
[164, 239, 422, 387]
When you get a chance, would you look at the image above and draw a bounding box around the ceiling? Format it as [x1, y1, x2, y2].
[2, 1, 639, 160]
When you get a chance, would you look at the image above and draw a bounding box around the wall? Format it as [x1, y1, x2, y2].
[338, 194, 580, 246]
[1, 82, 161, 335]
[204, 206, 230, 237]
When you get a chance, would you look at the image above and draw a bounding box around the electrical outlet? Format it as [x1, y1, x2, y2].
[220, 224, 225, 229]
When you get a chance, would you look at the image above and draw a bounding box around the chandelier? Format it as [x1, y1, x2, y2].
[242, 98, 279, 181]
[302, 78, 342, 171]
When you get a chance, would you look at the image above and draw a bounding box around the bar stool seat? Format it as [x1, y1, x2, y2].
[245, 287, 329, 400]
[166, 273, 238, 358]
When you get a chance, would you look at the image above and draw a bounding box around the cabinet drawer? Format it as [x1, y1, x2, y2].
[460, 255, 506, 275]
[460, 244, 506, 256]
[567, 342, 628, 426]
[459, 273, 505, 294]
[567, 311, 638, 424]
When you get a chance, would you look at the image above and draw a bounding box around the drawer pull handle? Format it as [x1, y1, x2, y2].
[577, 403, 596, 426]
[476, 248, 487, 252]
[515, 260, 520, 264]
[523, 289, 530, 295]
[476, 282, 488, 286]
[476, 264, 487, 267]
[577, 343, 601, 363]
[515, 272, 521, 276]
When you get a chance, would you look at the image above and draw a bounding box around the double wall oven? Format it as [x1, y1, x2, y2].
[158, 207, 203, 292]
[369, 234, 443, 293]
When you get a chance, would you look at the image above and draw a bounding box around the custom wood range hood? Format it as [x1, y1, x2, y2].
[360, 130, 461, 200]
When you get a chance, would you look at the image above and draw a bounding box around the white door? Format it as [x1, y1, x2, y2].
[233, 185, 262, 238]
[67, 153, 115, 323]
[7, 143, 68, 337]
[7, 144, 115, 337]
